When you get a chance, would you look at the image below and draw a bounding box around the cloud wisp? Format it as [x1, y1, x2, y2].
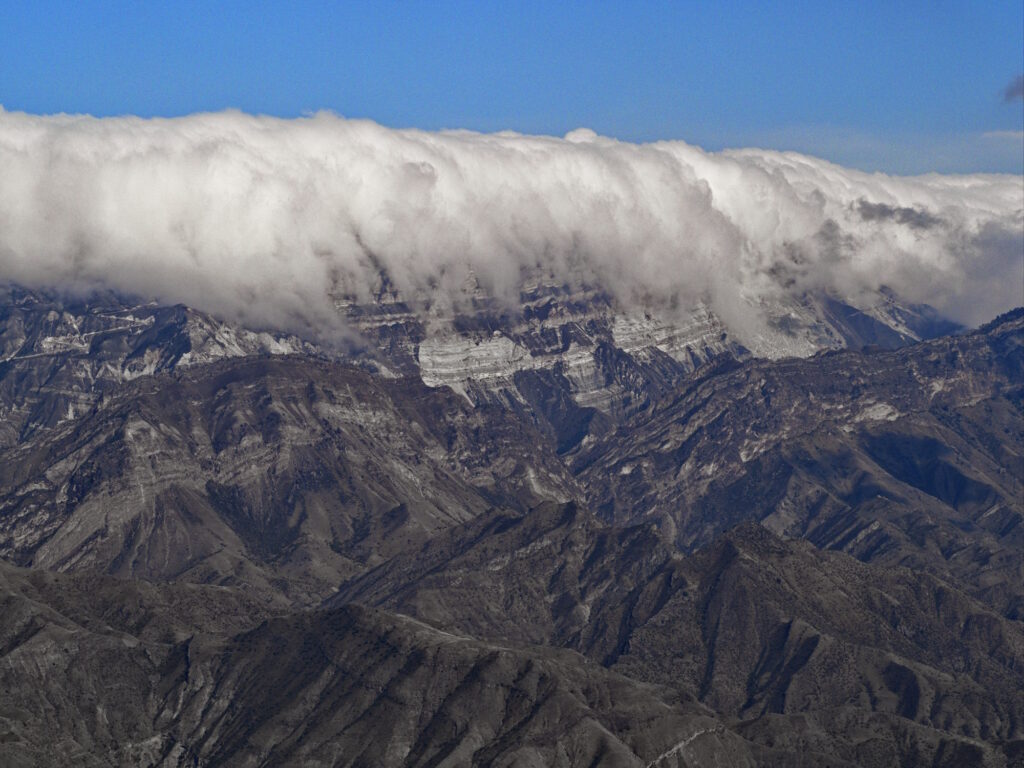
[0, 108, 1021, 341]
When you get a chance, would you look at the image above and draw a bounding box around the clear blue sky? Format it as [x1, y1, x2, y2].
[2, 1, 1022, 173]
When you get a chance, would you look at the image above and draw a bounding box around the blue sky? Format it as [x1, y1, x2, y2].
[1, 1, 1021, 173]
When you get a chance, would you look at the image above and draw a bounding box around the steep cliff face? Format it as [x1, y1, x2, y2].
[0, 281, 957, 455]
[0, 284, 1019, 767]
[339, 278, 961, 454]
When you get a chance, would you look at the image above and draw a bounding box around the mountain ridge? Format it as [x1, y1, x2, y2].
[0, 283, 1020, 767]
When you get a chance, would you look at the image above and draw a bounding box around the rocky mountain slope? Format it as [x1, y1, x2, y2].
[0, 285, 316, 449]
[576, 309, 1024, 617]
[0, 353, 578, 606]
[0, 284, 1020, 767]
[336, 502, 1024, 766]
[340, 278, 961, 454]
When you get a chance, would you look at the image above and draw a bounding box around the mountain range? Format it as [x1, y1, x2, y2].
[0, 282, 1020, 767]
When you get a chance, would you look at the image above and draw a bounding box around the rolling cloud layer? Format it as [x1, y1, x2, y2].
[0, 108, 1021, 340]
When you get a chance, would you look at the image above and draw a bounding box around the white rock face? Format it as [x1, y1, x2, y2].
[412, 304, 730, 415]
[363, 278, 942, 420]
[0, 290, 323, 446]
[179, 315, 312, 368]
[611, 306, 723, 356]
[2, 277, 949, 449]
[418, 334, 533, 388]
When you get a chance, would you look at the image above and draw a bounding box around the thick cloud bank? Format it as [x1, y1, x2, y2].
[0, 108, 1020, 338]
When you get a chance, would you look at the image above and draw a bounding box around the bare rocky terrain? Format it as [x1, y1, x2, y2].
[0, 284, 1021, 767]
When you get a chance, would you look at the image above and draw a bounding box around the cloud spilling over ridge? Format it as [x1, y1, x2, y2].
[0, 108, 1021, 340]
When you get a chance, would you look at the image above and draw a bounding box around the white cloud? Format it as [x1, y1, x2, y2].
[0, 107, 1020, 340]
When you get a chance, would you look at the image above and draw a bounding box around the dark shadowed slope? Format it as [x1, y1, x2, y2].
[576, 309, 1024, 617]
[1, 560, 797, 768]
[336, 502, 1024, 767]
[0, 355, 576, 606]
